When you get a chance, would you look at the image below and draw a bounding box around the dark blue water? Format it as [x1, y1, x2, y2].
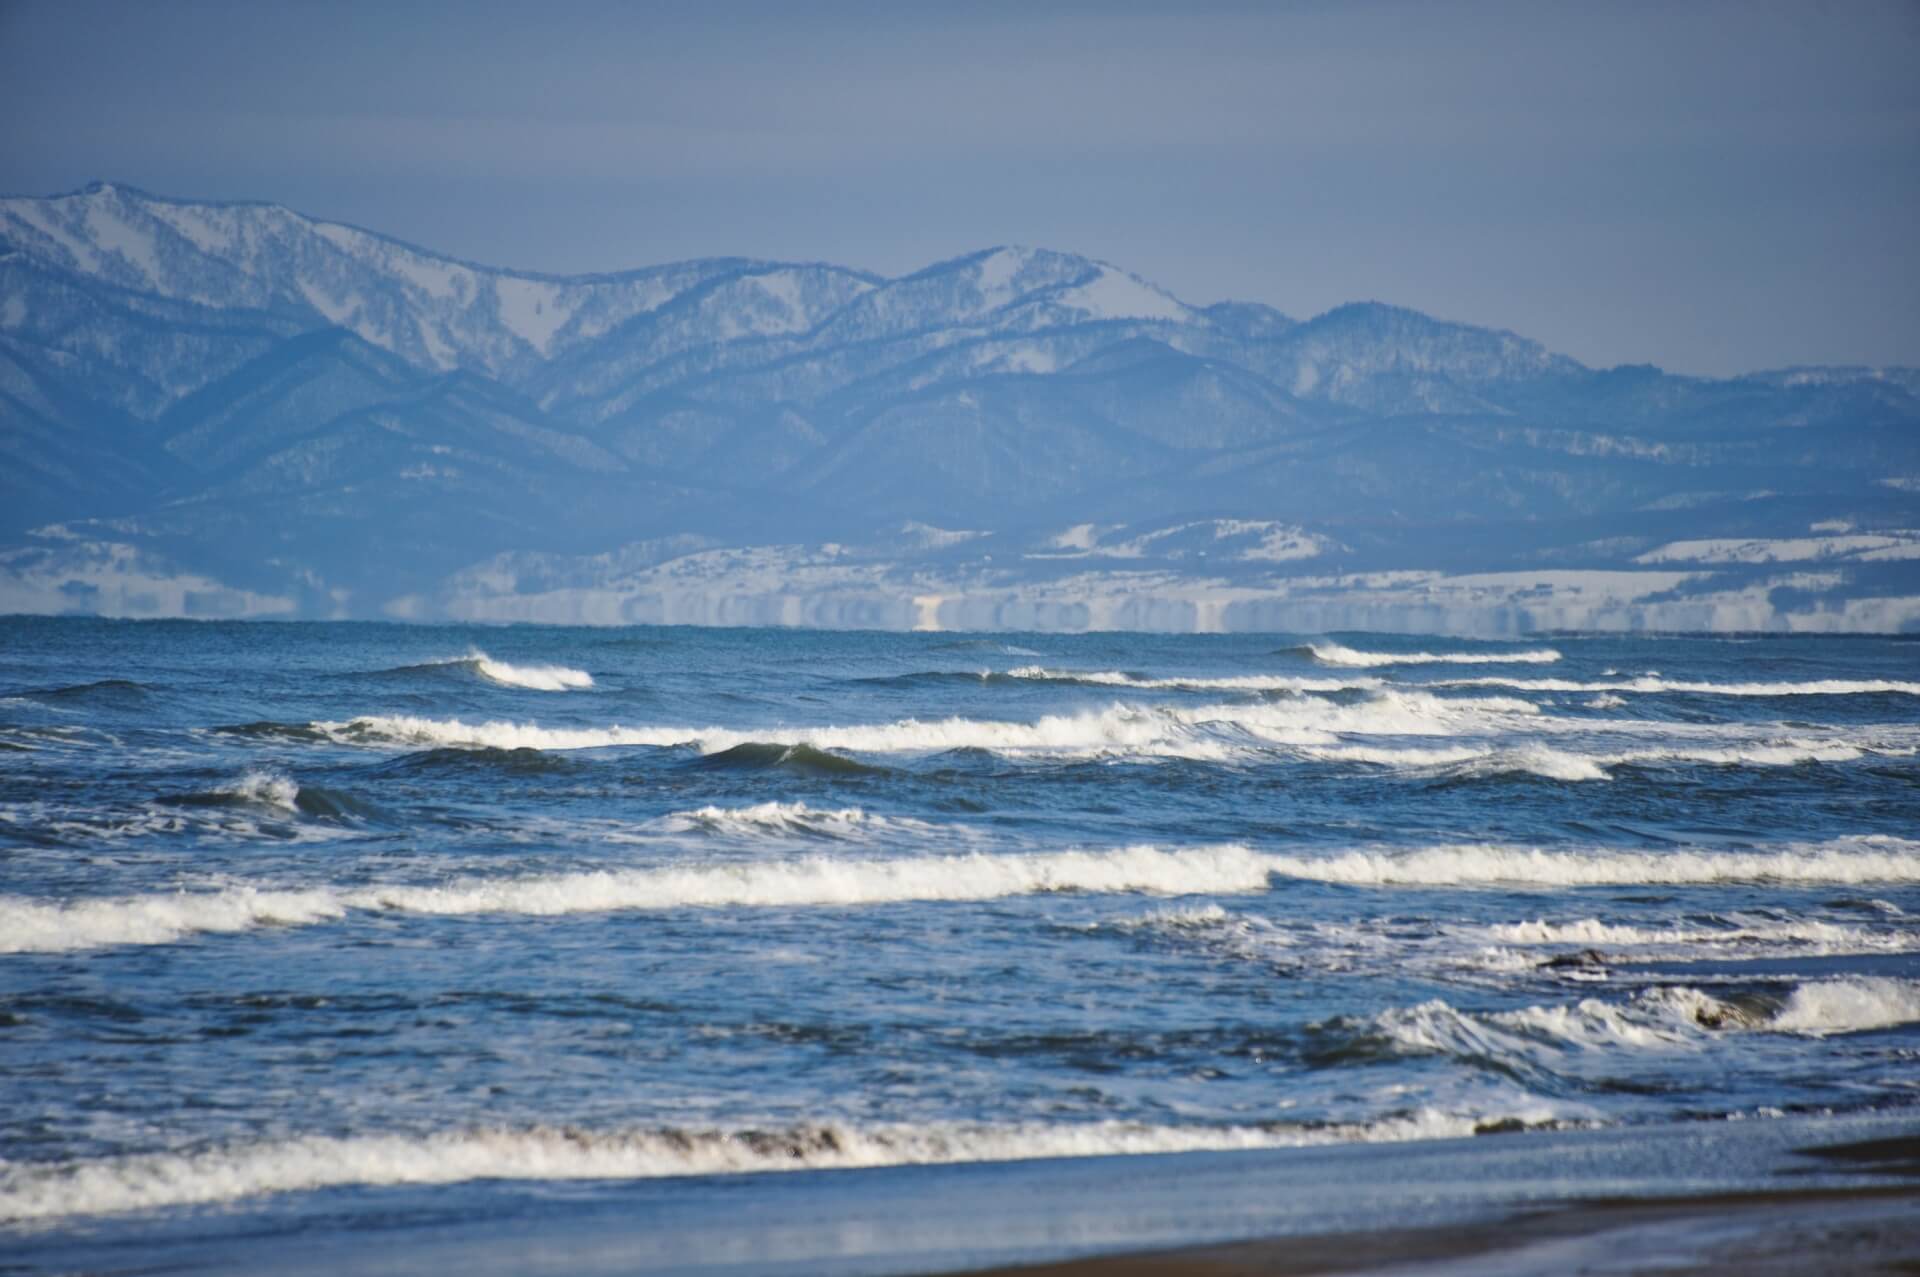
[2, 619, 1917, 1231]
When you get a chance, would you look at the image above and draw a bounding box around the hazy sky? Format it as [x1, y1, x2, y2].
[2, 0, 1916, 376]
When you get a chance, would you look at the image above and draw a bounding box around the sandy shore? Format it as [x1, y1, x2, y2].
[959, 1184, 1920, 1276]
[959, 1134, 1920, 1276]
[10, 1119, 1919, 1275]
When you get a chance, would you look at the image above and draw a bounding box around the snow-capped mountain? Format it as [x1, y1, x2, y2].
[2, 183, 1916, 630]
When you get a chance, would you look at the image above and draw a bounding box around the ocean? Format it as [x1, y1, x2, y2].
[2, 618, 1917, 1268]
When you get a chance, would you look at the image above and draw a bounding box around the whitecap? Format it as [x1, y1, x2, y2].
[1265, 838, 1920, 887]
[0, 1108, 1521, 1222]
[312, 690, 1539, 762]
[467, 651, 593, 691]
[0, 843, 1275, 954]
[1307, 643, 1561, 668]
[1437, 675, 1920, 698]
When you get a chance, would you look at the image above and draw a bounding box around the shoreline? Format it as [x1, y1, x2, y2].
[957, 1184, 1920, 1276]
[10, 1114, 1919, 1276]
[954, 1132, 1920, 1276]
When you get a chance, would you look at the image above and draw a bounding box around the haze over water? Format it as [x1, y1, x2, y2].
[1, 618, 1917, 1243]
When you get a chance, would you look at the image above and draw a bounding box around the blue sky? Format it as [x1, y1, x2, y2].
[2, 0, 1915, 376]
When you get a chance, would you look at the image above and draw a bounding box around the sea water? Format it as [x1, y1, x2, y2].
[1, 619, 1916, 1236]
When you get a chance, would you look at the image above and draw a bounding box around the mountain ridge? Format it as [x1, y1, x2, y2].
[2, 183, 1916, 632]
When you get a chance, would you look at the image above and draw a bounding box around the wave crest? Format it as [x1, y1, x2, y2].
[1266, 839, 1920, 887]
[1438, 675, 1920, 698]
[312, 690, 1539, 761]
[1305, 643, 1561, 668]
[0, 1108, 1512, 1222]
[1319, 977, 1920, 1071]
[0, 843, 1274, 953]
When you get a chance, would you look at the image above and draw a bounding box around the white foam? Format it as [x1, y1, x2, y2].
[219, 772, 299, 811]
[1484, 915, 1914, 956]
[1353, 980, 1919, 1064]
[1602, 741, 1872, 769]
[314, 690, 1538, 762]
[1438, 675, 1920, 697]
[653, 801, 934, 840]
[0, 887, 347, 953]
[0, 1109, 1499, 1222]
[17, 838, 1916, 955]
[1457, 745, 1610, 782]
[1265, 838, 1920, 887]
[1770, 977, 1920, 1037]
[1004, 666, 1380, 693]
[1308, 643, 1561, 668]
[466, 651, 593, 691]
[358, 843, 1275, 917]
[1370, 995, 1696, 1058]
[1292, 741, 1607, 783]
[0, 844, 1274, 953]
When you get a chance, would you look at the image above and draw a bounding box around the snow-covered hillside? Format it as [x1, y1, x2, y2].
[2, 184, 1916, 630]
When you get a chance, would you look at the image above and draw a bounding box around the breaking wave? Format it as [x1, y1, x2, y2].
[1296, 737, 1888, 782]
[377, 652, 593, 690]
[1003, 666, 1380, 693]
[0, 886, 349, 953]
[0, 843, 1275, 954]
[1302, 643, 1562, 668]
[12, 839, 1916, 955]
[156, 773, 386, 823]
[1264, 838, 1920, 887]
[655, 801, 934, 840]
[1483, 915, 1917, 957]
[311, 690, 1539, 761]
[1332, 977, 1920, 1069]
[451, 651, 595, 691]
[164, 771, 301, 813]
[0, 1108, 1507, 1223]
[1437, 675, 1920, 697]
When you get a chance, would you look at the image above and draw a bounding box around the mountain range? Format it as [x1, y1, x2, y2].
[3, 182, 1917, 632]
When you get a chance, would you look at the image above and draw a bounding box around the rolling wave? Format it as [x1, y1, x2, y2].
[1301, 643, 1562, 668]
[1436, 675, 1920, 697]
[164, 771, 300, 813]
[1264, 838, 1920, 887]
[1297, 737, 1896, 782]
[1483, 914, 1917, 955]
[156, 773, 388, 822]
[654, 801, 935, 840]
[409, 651, 595, 691]
[0, 843, 1276, 953]
[1003, 666, 1380, 693]
[310, 690, 1540, 761]
[1329, 977, 1920, 1070]
[10, 678, 154, 706]
[0, 1108, 1509, 1223]
[9, 839, 1916, 955]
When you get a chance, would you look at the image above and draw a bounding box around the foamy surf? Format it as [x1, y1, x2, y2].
[0, 886, 348, 953]
[1004, 666, 1381, 693]
[0, 843, 1276, 953]
[465, 651, 594, 691]
[1265, 839, 1920, 887]
[12, 839, 1918, 955]
[213, 771, 300, 811]
[311, 690, 1540, 761]
[1305, 643, 1562, 668]
[653, 801, 936, 840]
[0, 1109, 1520, 1223]
[1345, 977, 1920, 1066]
[1483, 915, 1917, 955]
[1436, 675, 1920, 697]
